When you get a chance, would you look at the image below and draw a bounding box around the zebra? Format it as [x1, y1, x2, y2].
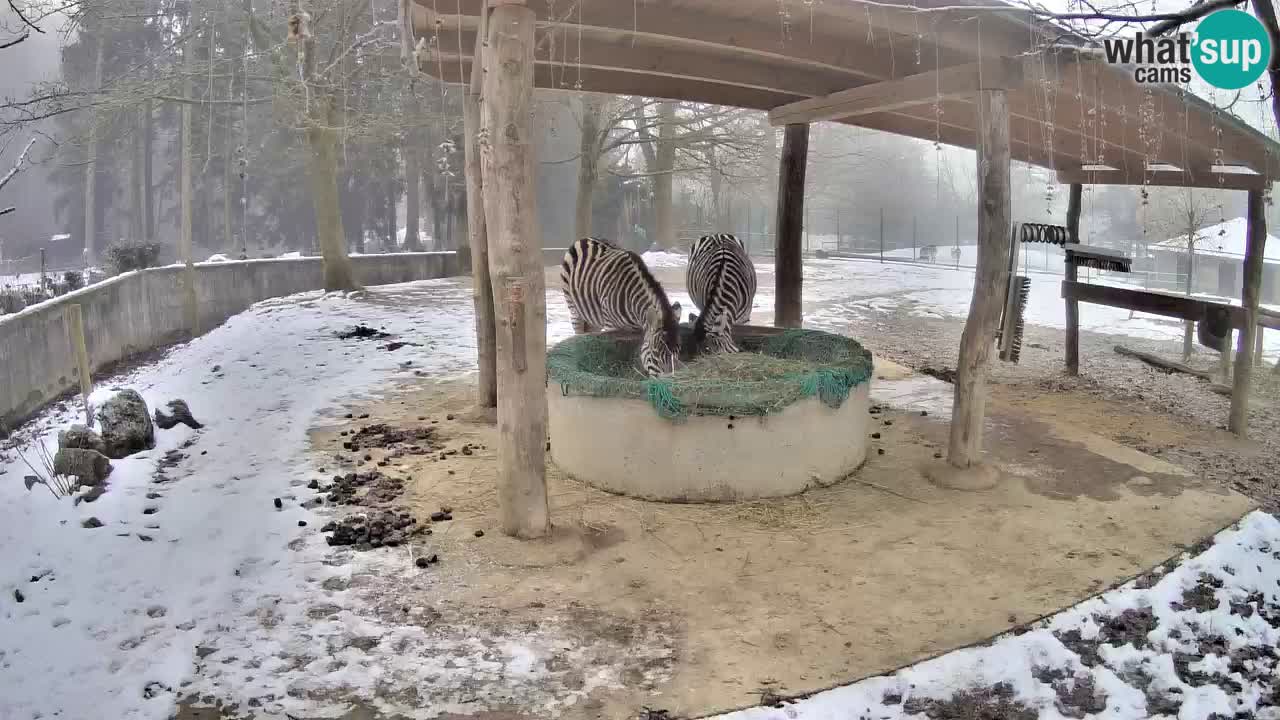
[560, 237, 683, 376]
[686, 233, 756, 354]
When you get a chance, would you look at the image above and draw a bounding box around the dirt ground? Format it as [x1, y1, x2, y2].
[259, 366, 1250, 719]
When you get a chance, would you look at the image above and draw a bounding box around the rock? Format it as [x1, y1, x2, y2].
[474, 530, 484, 538]
[58, 424, 106, 455]
[82, 517, 104, 529]
[53, 448, 114, 487]
[415, 557, 430, 569]
[14, 589, 24, 603]
[273, 498, 283, 509]
[154, 399, 203, 430]
[98, 390, 155, 459]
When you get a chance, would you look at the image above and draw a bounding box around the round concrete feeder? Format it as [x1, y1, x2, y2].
[546, 326, 872, 503]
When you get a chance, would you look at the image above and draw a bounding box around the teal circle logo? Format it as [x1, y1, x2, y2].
[1192, 10, 1272, 90]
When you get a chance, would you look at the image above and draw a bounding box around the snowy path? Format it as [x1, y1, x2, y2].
[0, 282, 489, 719]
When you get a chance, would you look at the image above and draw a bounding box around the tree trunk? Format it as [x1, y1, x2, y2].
[142, 98, 154, 243]
[130, 109, 145, 242]
[774, 123, 808, 329]
[948, 89, 1011, 470]
[481, 2, 549, 539]
[180, 32, 199, 333]
[653, 101, 676, 249]
[224, 109, 235, 252]
[83, 36, 105, 266]
[404, 144, 421, 250]
[306, 120, 356, 289]
[1229, 189, 1267, 435]
[575, 97, 604, 239]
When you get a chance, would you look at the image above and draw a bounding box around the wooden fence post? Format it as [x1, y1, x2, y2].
[480, 1, 550, 538]
[64, 303, 94, 427]
[947, 88, 1011, 471]
[464, 4, 496, 412]
[1229, 188, 1267, 436]
[774, 123, 808, 328]
[1064, 183, 1083, 376]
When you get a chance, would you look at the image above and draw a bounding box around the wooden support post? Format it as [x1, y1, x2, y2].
[1256, 326, 1264, 367]
[64, 303, 93, 428]
[912, 216, 917, 259]
[464, 5, 496, 411]
[480, 1, 549, 538]
[948, 89, 1011, 470]
[774, 122, 808, 328]
[1064, 183, 1083, 376]
[1229, 188, 1267, 436]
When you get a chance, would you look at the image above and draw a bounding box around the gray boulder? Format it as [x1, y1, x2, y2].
[98, 389, 155, 459]
[54, 448, 113, 487]
[58, 424, 107, 455]
[154, 399, 203, 430]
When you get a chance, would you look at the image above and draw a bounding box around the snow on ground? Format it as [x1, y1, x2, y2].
[0, 280, 534, 720]
[711, 510, 1280, 720]
[640, 249, 689, 268]
[2, 262, 1278, 719]
[799, 257, 1280, 365]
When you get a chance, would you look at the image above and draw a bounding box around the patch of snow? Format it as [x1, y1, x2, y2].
[205, 253, 230, 263]
[641, 250, 688, 268]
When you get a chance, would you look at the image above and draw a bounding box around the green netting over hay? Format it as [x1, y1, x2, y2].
[547, 327, 873, 422]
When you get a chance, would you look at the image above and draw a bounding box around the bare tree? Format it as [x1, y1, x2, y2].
[0, 135, 35, 217]
[1148, 187, 1222, 358]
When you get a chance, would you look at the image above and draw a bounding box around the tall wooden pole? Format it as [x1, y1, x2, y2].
[1064, 183, 1083, 376]
[180, 25, 199, 335]
[480, 1, 549, 539]
[948, 89, 1011, 469]
[464, 5, 496, 411]
[1229, 188, 1267, 436]
[774, 123, 808, 328]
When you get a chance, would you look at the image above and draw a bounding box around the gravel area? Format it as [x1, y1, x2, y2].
[824, 304, 1280, 513]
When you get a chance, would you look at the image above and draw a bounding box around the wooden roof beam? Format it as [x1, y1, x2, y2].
[767, 58, 1025, 126]
[1056, 168, 1272, 190]
[430, 29, 871, 99]
[413, 0, 970, 86]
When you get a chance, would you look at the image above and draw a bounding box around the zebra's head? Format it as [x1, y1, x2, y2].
[702, 311, 740, 354]
[640, 302, 682, 376]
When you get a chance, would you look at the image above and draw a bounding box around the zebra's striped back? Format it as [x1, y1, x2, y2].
[561, 237, 682, 375]
[687, 233, 756, 353]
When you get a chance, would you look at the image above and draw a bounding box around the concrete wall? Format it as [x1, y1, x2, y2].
[0, 250, 564, 429]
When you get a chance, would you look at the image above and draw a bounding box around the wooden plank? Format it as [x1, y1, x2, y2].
[64, 304, 94, 428]
[774, 123, 808, 329]
[464, 5, 496, 411]
[1057, 169, 1272, 191]
[480, 1, 549, 539]
[949, 89, 1011, 470]
[1229, 189, 1267, 436]
[1059, 281, 1280, 332]
[1064, 184, 1082, 376]
[767, 59, 1024, 127]
[1114, 345, 1213, 380]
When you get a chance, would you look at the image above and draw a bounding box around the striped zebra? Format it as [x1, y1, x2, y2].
[560, 237, 683, 376]
[686, 233, 756, 354]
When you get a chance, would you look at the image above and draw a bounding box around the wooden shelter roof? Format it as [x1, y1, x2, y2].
[413, 0, 1280, 189]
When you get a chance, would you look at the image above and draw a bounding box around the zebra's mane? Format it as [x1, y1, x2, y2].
[622, 248, 679, 346]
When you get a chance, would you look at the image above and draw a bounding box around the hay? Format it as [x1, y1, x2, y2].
[547, 327, 873, 422]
